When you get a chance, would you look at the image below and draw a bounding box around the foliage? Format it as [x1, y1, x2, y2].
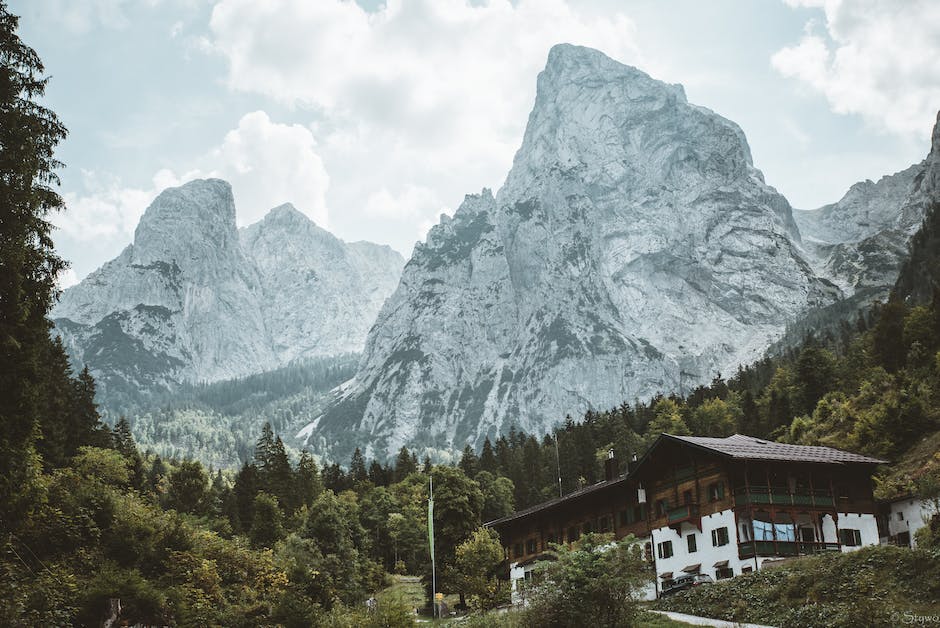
[656, 545, 940, 628]
[524, 534, 651, 628]
[453, 527, 509, 611]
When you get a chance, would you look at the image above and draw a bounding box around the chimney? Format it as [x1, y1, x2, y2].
[627, 451, 639, 474]
[604, 449, 616, 481]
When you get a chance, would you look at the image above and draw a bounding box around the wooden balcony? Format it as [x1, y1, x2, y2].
[666, 503, 700, 529]
[737, 540, 841, 559]
[733, 487, 835, 509]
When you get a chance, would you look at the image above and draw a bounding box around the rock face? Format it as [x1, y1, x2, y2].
[794, 112, 940, 299]
[52, 179, 404, 409]
[308, 44, 844, 460]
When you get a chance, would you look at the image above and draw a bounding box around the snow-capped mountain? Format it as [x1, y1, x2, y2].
[306, 44, 862, 460]
[52, 179, 404, 410]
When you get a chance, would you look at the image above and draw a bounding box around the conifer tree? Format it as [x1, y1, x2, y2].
[296, 450, 323, 508]
[349, 447, 368, 485]
[0, 1, 68, 531]
[478, 437, 497, 473]
[458, 444, 479, 478]
[393, 446, 416, 480]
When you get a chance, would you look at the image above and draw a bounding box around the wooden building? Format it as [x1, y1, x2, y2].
[487, 433, 886, 599]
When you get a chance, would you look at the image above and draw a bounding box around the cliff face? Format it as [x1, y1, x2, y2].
[52, 180, 404, 410]
[308, 44, 840, 460]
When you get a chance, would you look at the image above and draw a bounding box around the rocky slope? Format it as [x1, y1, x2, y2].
[52, 179, 404, 411]
[307, 44, 849, 460]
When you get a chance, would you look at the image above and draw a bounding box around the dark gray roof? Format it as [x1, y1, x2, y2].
[668, 434, 887, 464]
[484, 475, 630, 528]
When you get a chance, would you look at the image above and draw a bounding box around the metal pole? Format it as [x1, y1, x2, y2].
[430, 475, 436, 619]
[554, 431, 562, 498]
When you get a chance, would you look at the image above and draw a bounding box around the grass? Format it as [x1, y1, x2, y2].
[655, 545, 940, 628]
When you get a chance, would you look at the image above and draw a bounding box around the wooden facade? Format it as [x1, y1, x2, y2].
[488, 433, 886, 594]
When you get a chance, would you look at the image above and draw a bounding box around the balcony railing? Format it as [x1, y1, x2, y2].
[733, 487, 835, 508]
[737, 540, 841, 559]
[667, 503, 699, 524]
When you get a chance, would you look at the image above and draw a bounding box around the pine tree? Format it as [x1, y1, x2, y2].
[233, 461, 260, 532]
[296, 451, 323, 508]
[393, 446, 417, 481]
[349, 447, 368, 485]
[458, 444, 479, 478]
[0, 2, 68, 531]
[478, 437, 497, 473]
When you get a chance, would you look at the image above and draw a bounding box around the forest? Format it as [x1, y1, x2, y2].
[2, 1, 940, 625]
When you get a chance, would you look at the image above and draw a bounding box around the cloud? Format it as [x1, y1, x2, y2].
[772, 0, 940, 137]
[203, 111, 330, 227]
[205, 0, 642, 252]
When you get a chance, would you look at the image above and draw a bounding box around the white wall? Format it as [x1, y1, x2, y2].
[888, 498, 939, 547]
[835, 512, 880, 552]
[651, 509, 747, 596]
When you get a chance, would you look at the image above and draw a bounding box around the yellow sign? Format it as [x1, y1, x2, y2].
[434, 593, 443, 601]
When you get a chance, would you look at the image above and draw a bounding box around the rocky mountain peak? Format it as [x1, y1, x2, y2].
[131, 178, 239, 268]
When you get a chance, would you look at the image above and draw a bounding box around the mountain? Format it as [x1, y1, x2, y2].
[307, 44, 853, 461]
[52, 179, 404, 413]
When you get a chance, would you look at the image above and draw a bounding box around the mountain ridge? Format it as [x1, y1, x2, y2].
[52, 179, 405, 413]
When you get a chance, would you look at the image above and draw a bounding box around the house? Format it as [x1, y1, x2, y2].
[486, 433, 886, 599]
[485, 451, 653, 603]
[882, 494, 940, 547]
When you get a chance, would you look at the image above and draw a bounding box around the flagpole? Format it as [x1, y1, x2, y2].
[429, 474, 437, 619]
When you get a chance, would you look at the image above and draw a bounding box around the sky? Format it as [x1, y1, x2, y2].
[11, 0, 940, 287]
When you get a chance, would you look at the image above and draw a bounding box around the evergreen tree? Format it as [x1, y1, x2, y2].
[349, 447, 368, 485]
[296, 451, 322, 508]
[0, 0, 68, 531]
[458, 444, 479, 478]
[233, 461, 259, 532]
[478, 437, 497, 474]
[393, 446, 417, 481]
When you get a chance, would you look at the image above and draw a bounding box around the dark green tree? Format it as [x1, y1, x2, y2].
[165, 460, 210, 515]
[249, 492, 284, 548]
[0, 0, 68, 531]
[296, 451, 322, 508]
[393, 446, 417, 480]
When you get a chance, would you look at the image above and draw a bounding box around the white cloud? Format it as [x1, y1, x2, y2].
[203, 111, 330, 227]
[205, 0, 642, 252]
[772, 0, 940, 137]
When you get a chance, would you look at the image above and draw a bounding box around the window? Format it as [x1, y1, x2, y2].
[514, 543, 524, 558]
[839, 528, 862, 547]
[897, 511, 904, 521]
[711, 527, 729, 547]
[657, 540, 674, 559]
[600, 515, 611, 533]
[709, 482, 725, 502]
[683, 490, 693, 505]
[687, 534, 697, 553]
[635, 504, 645, 521]
[715, 567, 733, 580]
[740, 523, 750, 541]
[657, 500, 669, 517]
[526, 539, 537, 554]
[742, 566, 753, 573]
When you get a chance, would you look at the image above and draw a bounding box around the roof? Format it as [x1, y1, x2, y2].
[484, 474, 631, 528]
[664, 434, 888, 464]
[486, 433, 886, 531]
